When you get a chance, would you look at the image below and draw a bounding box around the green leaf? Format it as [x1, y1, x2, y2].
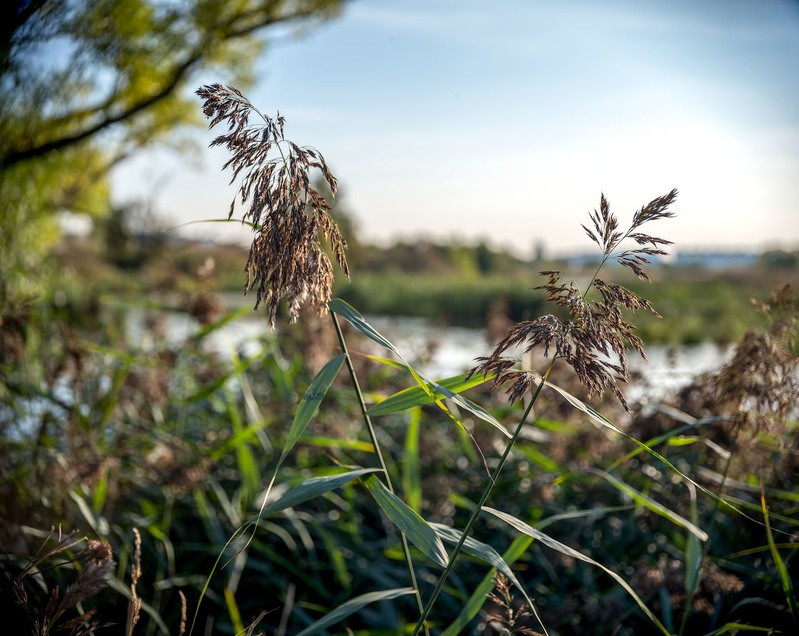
[331, 297, 506, 443]
[369, 372, 491, 416]
[403, 408, 423, 513]
[685, 485, 702, 593]
[280, 354, 345, 463]
[253, 468, 381, 520]
[483, 506, 670, 636]
[362, 354, 410, 371]
[703, 623, 776, 635]
[369, 372, 510, 437]
[192, 305, 252, 341]
[329, 298, 401, 354]
[364, 475, 449, 568]
[667, 435, 701, 447]
[761, 487, 799, 623]
[296, 587, 415, 636]
[226, 387, 260, 498]
[590, 469, 708, 541]
[431, 523, 536, 611]
[224, 588, 245, 635]
[440, 534, 534, 636]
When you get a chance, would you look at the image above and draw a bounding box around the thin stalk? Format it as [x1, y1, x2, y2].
[413, 361, 555, 635]
[330, 312, 430, 636]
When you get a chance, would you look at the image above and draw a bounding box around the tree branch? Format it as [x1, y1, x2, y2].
[1, 1, 342, 167]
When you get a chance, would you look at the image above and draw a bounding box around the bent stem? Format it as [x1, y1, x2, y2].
[329, 312, 430, 636]
[412, 360, 555, 635]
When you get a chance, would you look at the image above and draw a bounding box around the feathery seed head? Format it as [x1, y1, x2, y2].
[472, 190, 677, 410]
[196, 84, 349, 325]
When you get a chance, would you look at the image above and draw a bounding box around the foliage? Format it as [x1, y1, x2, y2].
[0, 0, 345, 309]
[2, 86, 797, 636]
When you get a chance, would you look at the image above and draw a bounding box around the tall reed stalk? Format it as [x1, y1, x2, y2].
[196, 83, 691, 634]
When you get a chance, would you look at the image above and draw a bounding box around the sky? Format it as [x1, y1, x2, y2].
[112, 0, 799, 259]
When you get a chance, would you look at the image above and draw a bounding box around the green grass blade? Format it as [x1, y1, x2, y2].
[280, 353, 345, 463]
[331, 298, 503, 461]
[181, 355, 252, 404]
[760, 486, 799, 623]
[430, 523, 535, 610]
[224, 588, 245, 634]
[368, 372, 491, 416]
[226, 387, 260, 498]
[362, 353, 409, 371]
[295, 587, 415, 636]
[440, 534, 535, 636]
[192, 305, 253, 341]
[403, 407, 422, 513]
[590, 468, 708, 541]
[91, 467, 109, 514]
[300, 435, 374, 453]
[329, 298, 401, 354]
[483, 506, 670, 636]
[685, 484, 702, 594]
[364, 475, 449, 568]
[428, 379, 509, 433]
[251, 468, 381, 520]
[702, 623, 776, 635]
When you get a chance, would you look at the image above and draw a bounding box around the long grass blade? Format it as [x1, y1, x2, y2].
[589, 468, 708, 541]
[329, 298, 401, 354]
[702, 623, 776, 635]
[193, 305, 253, 341]
[440, 534, 535, 636]
[332, 298, 506, 441]
[364, 475, 449, 568]
[430, 523, 535, 610]
[483, 506, 670, 636]
[403, 407, 423, 513]
[684, 484, 702, 593]
[760, 485, 799, 623]
[368, 372, 492, 416]
[280, 353, 346, 463]
[224, 588, 245, 634]
[543, 380, 774, 531]
[295, 587, 415, 636]
[252, 468, 381, 520]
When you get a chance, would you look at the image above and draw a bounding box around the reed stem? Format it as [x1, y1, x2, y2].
[413, 361, 555, 634]
[330, 311, 430, 636]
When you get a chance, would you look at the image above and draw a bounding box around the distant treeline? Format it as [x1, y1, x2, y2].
[55, 226, 797, 343]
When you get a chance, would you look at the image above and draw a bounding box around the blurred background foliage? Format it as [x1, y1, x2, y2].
[0, 0, 344, 308]
[1, 2, 797, 635]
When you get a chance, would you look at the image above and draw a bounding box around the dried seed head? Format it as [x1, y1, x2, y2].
[196, 84, 349, 325]
[473, 191, 677, 410]
[711, 283, 798, 435]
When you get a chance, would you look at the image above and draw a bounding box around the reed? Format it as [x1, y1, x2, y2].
[2, 84, 796, 636]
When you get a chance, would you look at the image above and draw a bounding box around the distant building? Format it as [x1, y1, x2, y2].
[673, 251, 759, 270]
[562, 249, 760, 271]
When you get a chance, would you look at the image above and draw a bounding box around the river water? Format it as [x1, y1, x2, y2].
[124, 301, 732, 402]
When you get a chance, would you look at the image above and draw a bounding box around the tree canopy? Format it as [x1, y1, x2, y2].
[0, 0, 344, 305]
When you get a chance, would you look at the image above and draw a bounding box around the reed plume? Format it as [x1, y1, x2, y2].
[196, 84, 349, 325]
[472, 189, 677, 409]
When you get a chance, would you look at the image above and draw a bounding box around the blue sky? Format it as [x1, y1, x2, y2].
[114, 0, 799, 257]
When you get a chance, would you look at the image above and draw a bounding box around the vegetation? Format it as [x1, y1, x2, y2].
[2, 85, 797, 636]
[0, 0, 345, 311]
